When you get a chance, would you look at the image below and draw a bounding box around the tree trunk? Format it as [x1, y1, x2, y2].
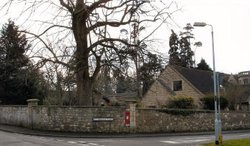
[76, 66, 93, 106]
[72, 8, 93, 106]
[74, 33, 93, 106]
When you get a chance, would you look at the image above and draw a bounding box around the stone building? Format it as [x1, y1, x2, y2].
[142, 65, 215, 108]
[238, 71, 250, 85]
[237, 71, 250, 110]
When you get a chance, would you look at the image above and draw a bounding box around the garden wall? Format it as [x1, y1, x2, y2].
[0, 103, 250, 133]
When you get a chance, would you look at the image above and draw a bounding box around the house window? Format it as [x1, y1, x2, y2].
[173, 80, 182, 91]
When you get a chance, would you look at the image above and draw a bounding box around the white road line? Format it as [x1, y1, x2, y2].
[89, 143, 99, 146]
[161, 140, 179, 144]
[68, 141, 78, 144]
[161, 138, 210, 144]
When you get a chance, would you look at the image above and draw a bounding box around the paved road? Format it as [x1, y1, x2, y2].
[1, 130, 250, 146]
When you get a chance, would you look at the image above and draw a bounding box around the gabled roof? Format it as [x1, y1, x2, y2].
[103, 92, 138, 103]
[172, 65, 214, 94]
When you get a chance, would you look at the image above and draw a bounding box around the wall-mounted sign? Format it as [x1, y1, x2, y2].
[92, 117, 114, 122]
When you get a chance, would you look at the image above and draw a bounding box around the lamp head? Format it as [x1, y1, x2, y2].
[193, 22, 207, 27]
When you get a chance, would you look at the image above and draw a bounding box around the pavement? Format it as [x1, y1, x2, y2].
[1, 124, 250, 138]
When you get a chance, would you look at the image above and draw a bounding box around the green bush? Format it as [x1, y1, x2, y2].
[168, 96, 195, 109]
[201, 96, 228, 110]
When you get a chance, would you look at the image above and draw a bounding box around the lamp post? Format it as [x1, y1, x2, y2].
[193, 22, 221, 145]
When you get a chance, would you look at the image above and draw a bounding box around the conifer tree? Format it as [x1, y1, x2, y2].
[168, 24, 195, 68]
[196, 58, 212, 71]
[169, 30, 181, 66]
[0, 21, 47, 104]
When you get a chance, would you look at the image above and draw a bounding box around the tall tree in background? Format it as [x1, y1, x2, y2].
[168, 30, 181, 66]
[168, 23, 194, 67]
[1, 1, 178, 105]
[0, 20, 47, 104]
[179, 23, 194, 67]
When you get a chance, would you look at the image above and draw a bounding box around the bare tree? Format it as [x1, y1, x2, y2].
[225, 83, 247, 110]
[1, 0, 179, 105]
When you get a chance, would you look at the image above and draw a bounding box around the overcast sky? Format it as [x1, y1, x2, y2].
[1, 0, 249, 74]
[172, 0, 250, 74]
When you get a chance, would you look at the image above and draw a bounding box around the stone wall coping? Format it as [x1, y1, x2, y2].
[137, 108, 212, 111]
[33, 105, 127, 109]
[0, 105, 249, 113]
[0, 105, 128, 110]
[0, 105, 27, 107]
[0, 105, 249, 114]
[27, 99, 40, 102]
[136, 108, 250, 114]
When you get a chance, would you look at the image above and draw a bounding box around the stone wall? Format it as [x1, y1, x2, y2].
[31, 106, 128, 133]
[0, 105, 250, 133]
[136, 109, 250, 133]
[136, 109, 214, 133]
[0, 106, 29, 127]
[0, 105, 128, 133]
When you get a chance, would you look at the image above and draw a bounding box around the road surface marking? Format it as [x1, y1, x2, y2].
[78, 141, 87, 144]
[89, 143, 99, 146]
[68, 141, 77, 144]
[161, 141, 179, 144]
[161, 138, 210, 144]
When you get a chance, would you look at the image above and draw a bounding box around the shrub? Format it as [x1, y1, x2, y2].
[168, 96, 195, 109]
[201, 96, 228, 110]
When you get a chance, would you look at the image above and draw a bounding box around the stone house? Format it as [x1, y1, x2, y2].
[238, 71, 250, 85]
[222, 71, 250, 111]
[237, 71, 250, 110]
[142, 65, 215, 108]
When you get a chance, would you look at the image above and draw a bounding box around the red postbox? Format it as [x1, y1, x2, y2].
[125, 111, 130, 126]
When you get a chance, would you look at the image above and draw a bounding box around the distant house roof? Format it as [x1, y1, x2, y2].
[172, 65, 214, 94]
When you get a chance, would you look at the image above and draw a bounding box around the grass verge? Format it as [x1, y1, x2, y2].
[203, 138, 250, 146]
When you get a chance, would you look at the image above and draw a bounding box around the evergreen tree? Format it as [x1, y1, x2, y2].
[168, 24, 195, 68]
[179, 23, 194, 67]
[179, 36, 194, 67]
[196, 58, 212, 71]
[0, 20, 47, 104]
[168, 30, 181, 65]
[0, 21, 29, 71]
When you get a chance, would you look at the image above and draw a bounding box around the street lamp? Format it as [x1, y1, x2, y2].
[193, 22, 221, 145]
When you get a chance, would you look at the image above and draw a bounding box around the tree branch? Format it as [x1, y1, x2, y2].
[21, 30, 71, 69]
[59, 0, 73, 13]
[88, 38, 135, 51]
[88, 0, 111, 13]
[36, 24, 72, 38]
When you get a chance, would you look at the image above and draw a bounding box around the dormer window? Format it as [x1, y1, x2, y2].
[173, 80, 182, 91]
